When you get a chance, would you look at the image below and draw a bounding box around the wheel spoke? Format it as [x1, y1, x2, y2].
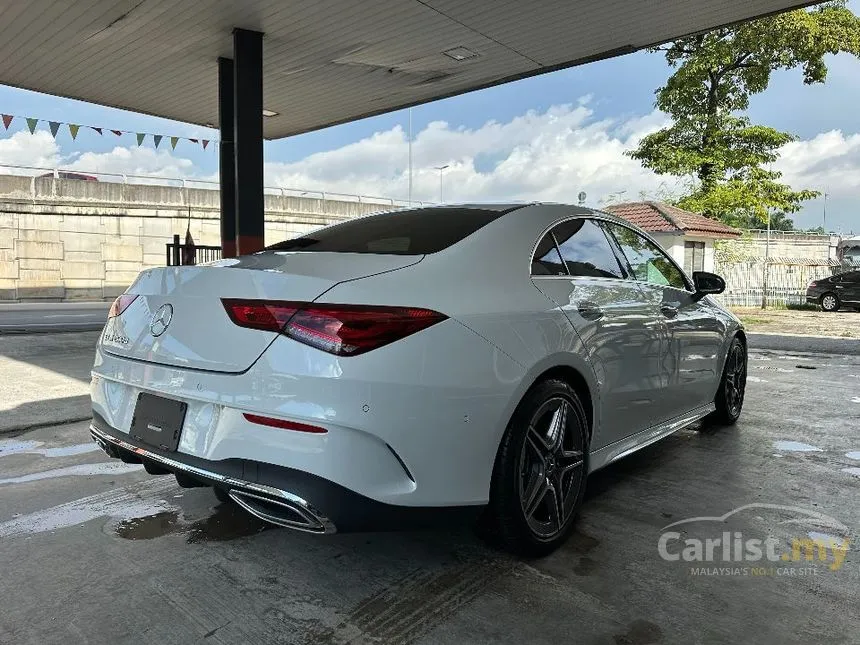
[545, 479, 563, 533]
[547, 402, 568, 451]
[522, 475, 549, 519]
[525, 428, 548, 465]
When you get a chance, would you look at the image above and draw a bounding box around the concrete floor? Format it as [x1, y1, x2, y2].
[1, 349, 859, 644]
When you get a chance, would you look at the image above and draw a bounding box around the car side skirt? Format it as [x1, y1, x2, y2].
[588, 403, 716, 473]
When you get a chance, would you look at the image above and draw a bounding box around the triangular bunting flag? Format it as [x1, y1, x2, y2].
[69, 124, 80, 140]
[189, 138, 198, 144]
[201, 139, 209, 150]
[49, 121, 61, 138]
[26, 118, 38, 134]
[111, 130, 122, 137]
[90, 127, 103, 135]
[2, 115, 13, 130]
[153, 134, 163, 149]
[136, 133, 145, 146]
[170, 136, 178, 150]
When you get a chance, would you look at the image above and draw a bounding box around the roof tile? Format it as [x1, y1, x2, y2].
[604, 201, 740, 238]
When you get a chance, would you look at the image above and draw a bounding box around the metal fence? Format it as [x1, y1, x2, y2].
[0, 163, 430, 208]
[166, 235, 222, 266]
[715, 257, 857, 307]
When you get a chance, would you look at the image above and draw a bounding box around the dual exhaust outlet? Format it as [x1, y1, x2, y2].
[90, 425, 335, 534]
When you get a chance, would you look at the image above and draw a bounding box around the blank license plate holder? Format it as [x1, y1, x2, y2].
[130, 393, 187, 452]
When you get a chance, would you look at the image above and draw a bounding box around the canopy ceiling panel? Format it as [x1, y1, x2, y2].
[0, 0, 818, 138]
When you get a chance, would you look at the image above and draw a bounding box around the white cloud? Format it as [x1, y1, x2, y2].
[66, 146, 197, 179]
[776, 130, 860, 196]
[0, 131, 60, 170]
[264, 103, 675, 204]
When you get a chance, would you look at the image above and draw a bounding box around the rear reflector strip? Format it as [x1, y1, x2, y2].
[243, 413, 327, 434]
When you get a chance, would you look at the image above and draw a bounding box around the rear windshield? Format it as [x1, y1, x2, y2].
[265, 207, 512, 255]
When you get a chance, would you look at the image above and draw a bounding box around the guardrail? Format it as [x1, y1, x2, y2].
[0, 163, 430, 208]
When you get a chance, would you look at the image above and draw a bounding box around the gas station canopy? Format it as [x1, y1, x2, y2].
[0, 0, 816, 139]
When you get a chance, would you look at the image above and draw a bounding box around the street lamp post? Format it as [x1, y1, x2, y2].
[434, 164, 449, 203]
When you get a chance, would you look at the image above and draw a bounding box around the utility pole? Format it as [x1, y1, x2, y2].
[762, 209, 771, 309]
[434, 164, 449, 203]
[823, 191, 827, 231]
[407, 108, 413, 204]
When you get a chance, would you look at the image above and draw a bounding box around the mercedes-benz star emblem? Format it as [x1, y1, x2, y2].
[149, 303, 173, 337]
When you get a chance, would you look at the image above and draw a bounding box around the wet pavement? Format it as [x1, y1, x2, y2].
[1, 349, 859, 644]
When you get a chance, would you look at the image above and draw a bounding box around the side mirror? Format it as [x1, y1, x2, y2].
[692, 271, 725, 301]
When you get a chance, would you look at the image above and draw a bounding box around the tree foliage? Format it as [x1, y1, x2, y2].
[628, 1, 860, 223]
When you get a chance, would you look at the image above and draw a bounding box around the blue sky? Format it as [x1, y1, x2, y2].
[1, 18, 859, 233]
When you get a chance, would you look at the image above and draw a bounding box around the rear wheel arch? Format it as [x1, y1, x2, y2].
[529, 365, 594, 442]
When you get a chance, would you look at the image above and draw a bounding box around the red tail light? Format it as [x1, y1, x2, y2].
[108, 294, 138, 318]
[221, 299, 446, 356]
[221, 299, 299, 332]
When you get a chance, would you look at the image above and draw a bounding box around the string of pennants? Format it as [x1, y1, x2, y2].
[0, 113, 214, 151]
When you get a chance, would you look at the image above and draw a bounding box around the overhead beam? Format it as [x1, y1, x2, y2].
[233, 28, 265, 255]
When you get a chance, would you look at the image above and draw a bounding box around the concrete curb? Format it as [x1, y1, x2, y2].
[748, 332, 860, 355]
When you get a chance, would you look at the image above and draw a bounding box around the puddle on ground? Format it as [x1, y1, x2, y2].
[113, 500, 268, 543]
[842, 467, 860, 477]
[852, 397, 860, 404]
[747, 376, 767, 383]
[0, 439, 99, 459]
[846, 452, 860, 460]
[753, 366, 794, 373]
[0, 479, 175, 538]
[0, 462, 142, 485]
[773, 441, 823, 453]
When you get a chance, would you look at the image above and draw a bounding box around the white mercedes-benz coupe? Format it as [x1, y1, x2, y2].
[90, 204, 747, 555]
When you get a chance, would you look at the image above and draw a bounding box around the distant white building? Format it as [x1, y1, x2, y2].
[603, 201, 740, 274]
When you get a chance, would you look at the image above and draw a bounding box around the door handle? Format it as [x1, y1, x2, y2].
[577, 301, 604, 321]
[660, 304, 679, 318]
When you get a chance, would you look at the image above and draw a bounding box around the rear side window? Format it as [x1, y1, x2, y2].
[551, 219, 625, 279]
[531, 233, 567, 275]
[265, 207, 511, 255]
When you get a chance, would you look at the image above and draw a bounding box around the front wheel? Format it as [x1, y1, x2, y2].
[821, 292, 840, 312]
[708, 337, 747, 426]
[486, 379, 589, 557]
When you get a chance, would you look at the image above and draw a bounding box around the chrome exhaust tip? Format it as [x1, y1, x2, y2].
[228, 489, 335, 534]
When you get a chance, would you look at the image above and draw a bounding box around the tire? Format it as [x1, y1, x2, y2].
[486, 379, 589, 557]
[820, 292, 840, 312]
[708, 336, 747, 426]
[213, 487, 232, 504]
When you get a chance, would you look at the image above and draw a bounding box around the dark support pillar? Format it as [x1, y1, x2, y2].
[233, 28, 265, 255]
[217, 56, 237, 258]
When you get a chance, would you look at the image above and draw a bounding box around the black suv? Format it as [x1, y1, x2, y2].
[806, 270, 860, 312]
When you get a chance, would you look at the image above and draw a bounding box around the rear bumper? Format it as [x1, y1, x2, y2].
[90, 416, 482, 533]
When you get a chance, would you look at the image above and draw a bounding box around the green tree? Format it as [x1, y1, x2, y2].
[628, 1, 860, 222]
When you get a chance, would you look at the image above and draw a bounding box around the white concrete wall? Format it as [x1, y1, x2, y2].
[0, 175, 385, 301]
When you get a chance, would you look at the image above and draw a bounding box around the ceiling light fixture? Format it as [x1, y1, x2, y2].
[442, 46, 479, 62]
[262, 109, 279, 117]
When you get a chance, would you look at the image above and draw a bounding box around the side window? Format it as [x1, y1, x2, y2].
[552, 219, 625, 279]
[604, 222, 689, 290]
[531, 233, 567, 276]
[846, 272, 860, 283]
